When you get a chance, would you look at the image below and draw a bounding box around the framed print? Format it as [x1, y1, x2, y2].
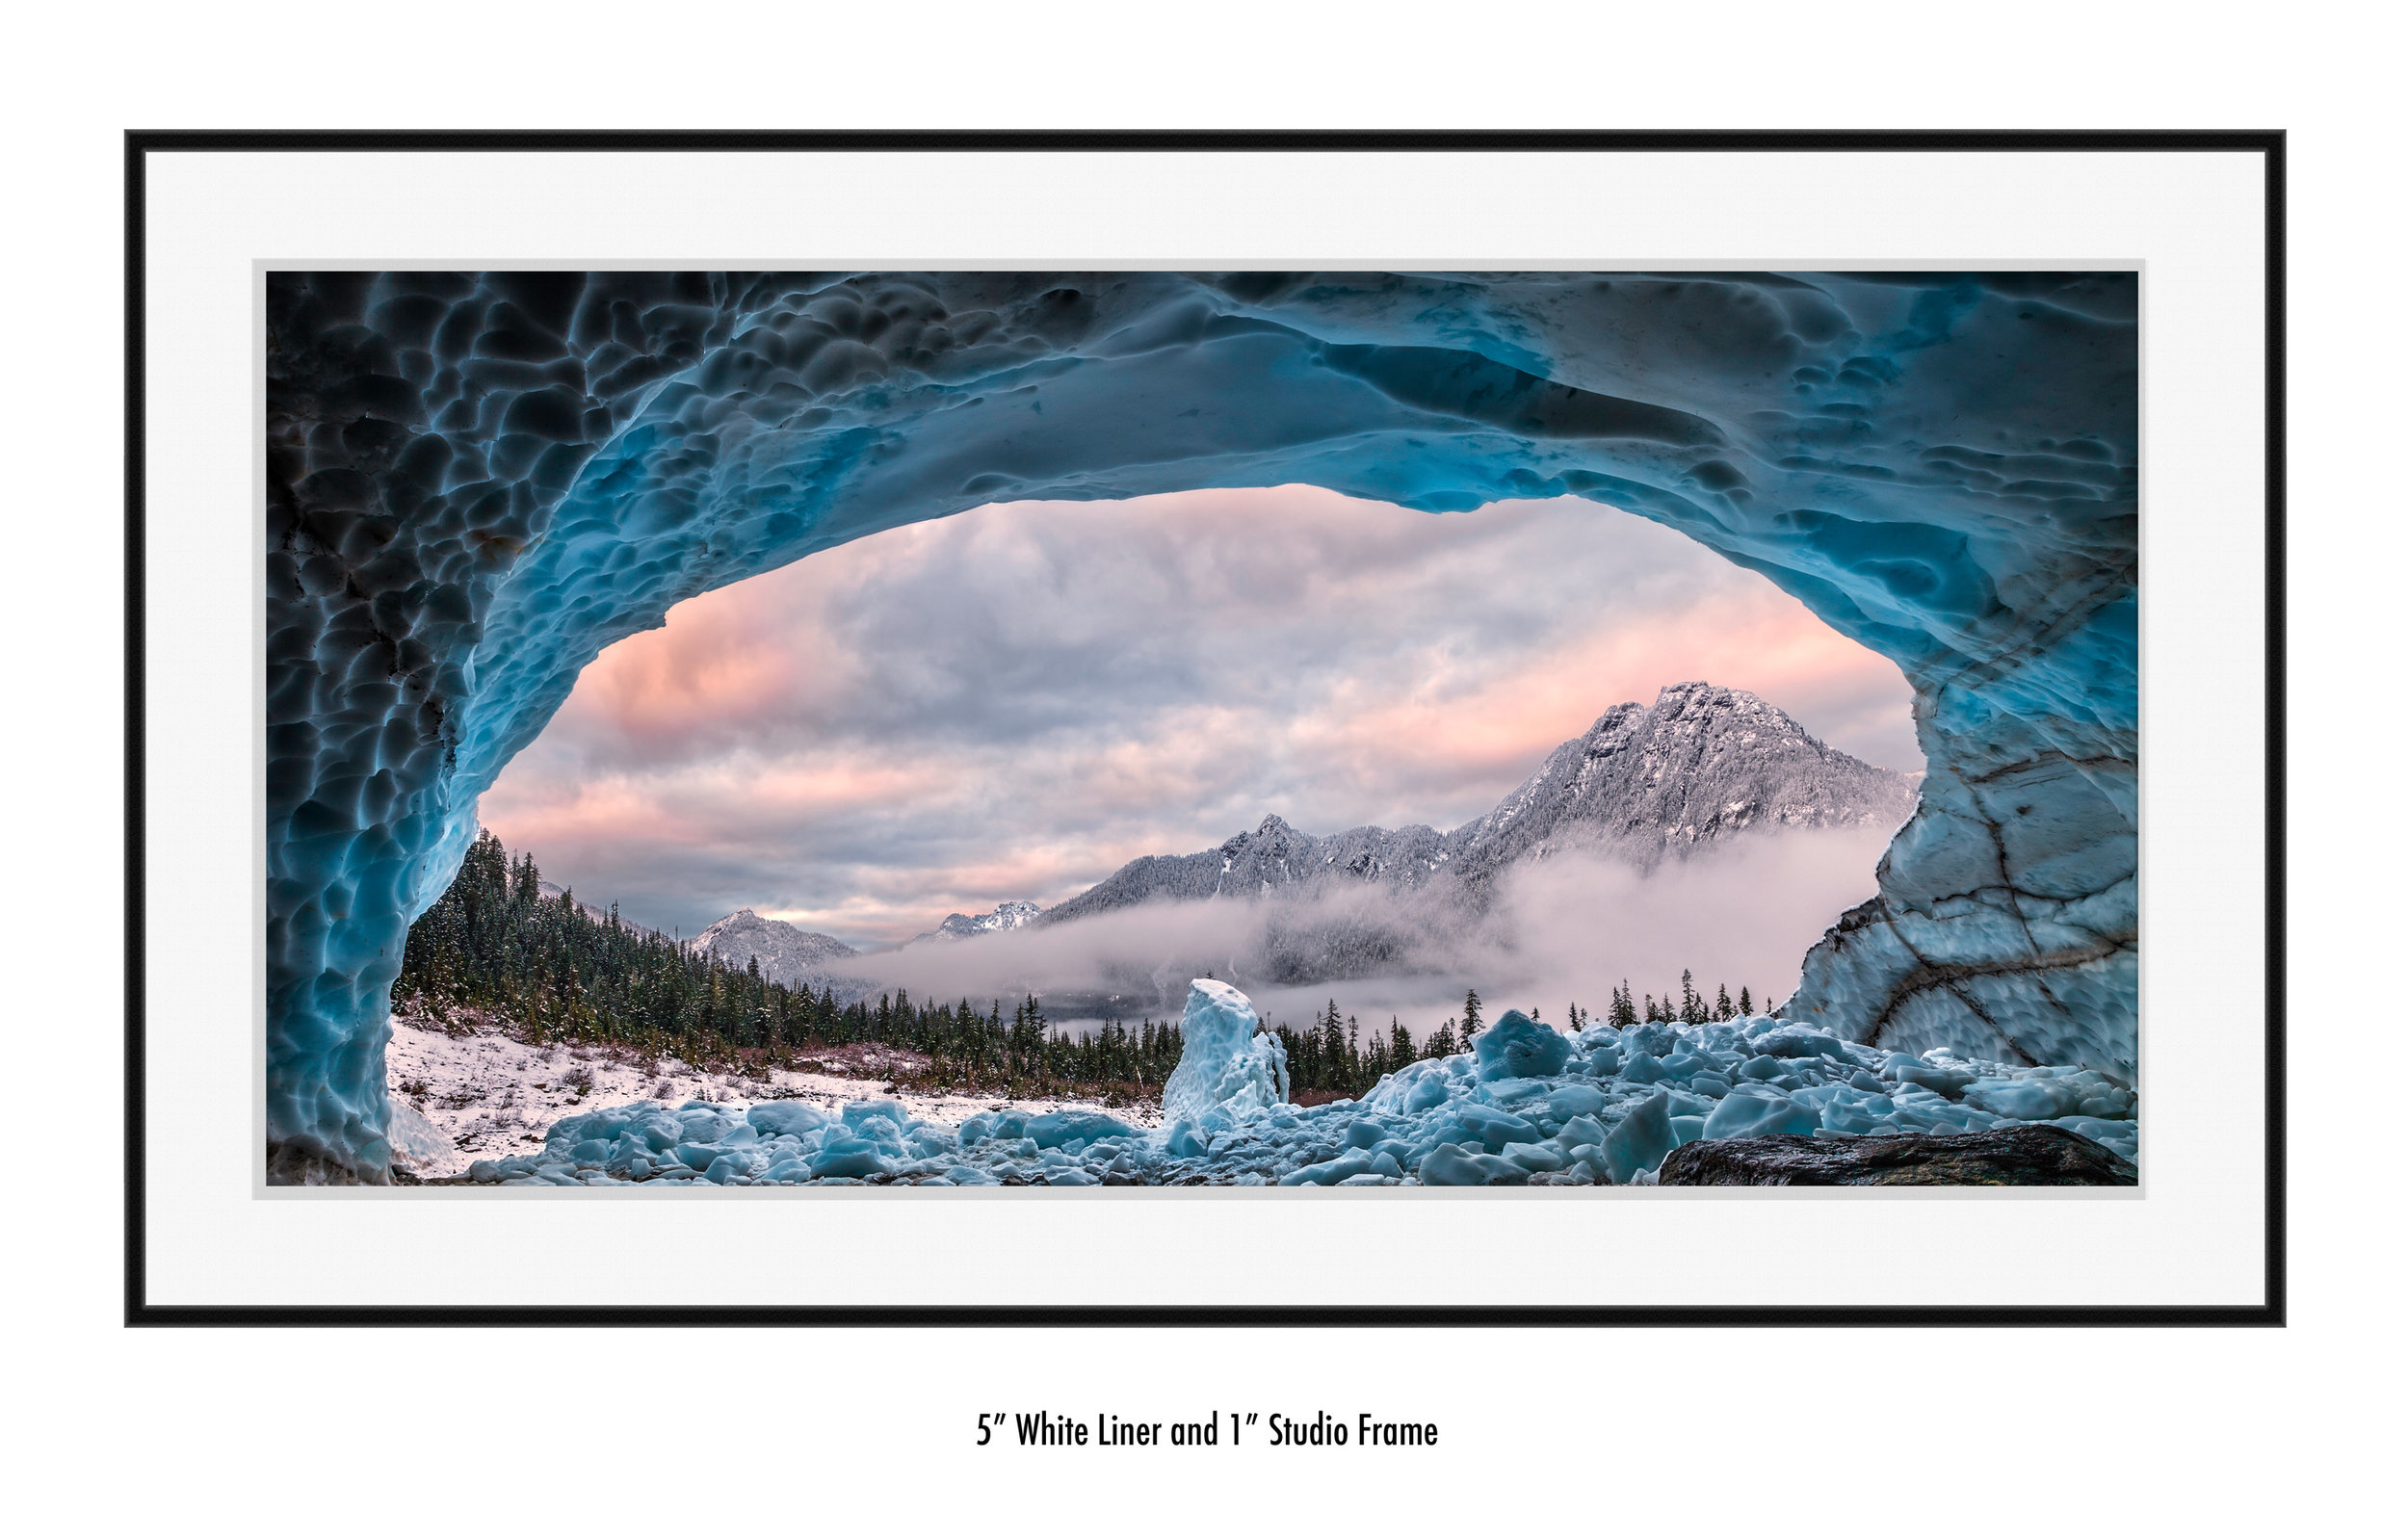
[127, 130, 2281, 1322]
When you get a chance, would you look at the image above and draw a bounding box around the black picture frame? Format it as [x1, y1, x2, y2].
[125, 128, 2285, 1327]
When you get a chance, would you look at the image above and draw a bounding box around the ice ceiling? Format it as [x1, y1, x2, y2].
[265, 271, 2135, 1181]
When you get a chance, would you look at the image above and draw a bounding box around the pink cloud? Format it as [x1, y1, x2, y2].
[475, 779, 708, 851]
[1282, 589, 1909, 812]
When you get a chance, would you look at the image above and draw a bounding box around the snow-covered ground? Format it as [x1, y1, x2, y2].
[384, 1012, 1159, 1180]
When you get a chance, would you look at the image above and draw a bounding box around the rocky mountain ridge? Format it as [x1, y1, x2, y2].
[912, 899, 1043, 945]
[688, 907, 860, 991]
[1042, 682, 1918, 924]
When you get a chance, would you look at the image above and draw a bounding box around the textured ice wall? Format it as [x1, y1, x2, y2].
[265, 271, 2136, 1179]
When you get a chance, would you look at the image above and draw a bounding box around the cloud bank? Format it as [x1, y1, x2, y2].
[821, 827, 1898, 1037]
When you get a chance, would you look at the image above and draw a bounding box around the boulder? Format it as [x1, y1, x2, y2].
[1657, 1123, 2137, 1186]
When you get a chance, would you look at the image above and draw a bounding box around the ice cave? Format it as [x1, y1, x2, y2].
[266, 271, 2136, 1182]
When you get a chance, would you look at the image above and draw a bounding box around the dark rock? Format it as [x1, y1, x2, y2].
[1656, 1122, 2136, 1186]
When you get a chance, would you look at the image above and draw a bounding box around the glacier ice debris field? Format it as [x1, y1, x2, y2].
[454, 979, 2137, 1187]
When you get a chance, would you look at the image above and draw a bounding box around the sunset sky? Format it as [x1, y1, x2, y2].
[477, 487, 1920, 947]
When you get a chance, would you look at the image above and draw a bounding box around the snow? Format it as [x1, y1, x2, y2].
[269, 271, 2137, 1178]
[418, 980, 2136, 1186]
[382, 1011, 1155, 1181]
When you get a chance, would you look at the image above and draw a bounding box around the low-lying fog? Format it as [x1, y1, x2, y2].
[821, 827, 1892, 1036]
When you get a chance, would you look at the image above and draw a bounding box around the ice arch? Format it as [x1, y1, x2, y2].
[264, 271, 2135, 1181]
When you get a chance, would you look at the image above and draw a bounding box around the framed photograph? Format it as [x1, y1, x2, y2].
[128, 130, 2280, 1322]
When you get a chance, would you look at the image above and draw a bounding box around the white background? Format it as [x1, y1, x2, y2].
[146, 150, 2245, 1311]
[5, 3, 2393, 1532]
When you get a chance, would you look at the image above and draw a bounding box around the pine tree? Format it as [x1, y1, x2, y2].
[1461, 988, 1484, 1049]
[1739, 986, 1753, 1016]
[1610, 980, 1638, 1029]
[1679, 969, 1707, 1026]
[1714, 983, 1733, 1021]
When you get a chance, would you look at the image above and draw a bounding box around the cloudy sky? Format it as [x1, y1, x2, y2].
[478, 487, 1920, 949]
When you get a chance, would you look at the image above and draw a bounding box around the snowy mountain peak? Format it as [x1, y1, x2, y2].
[1042, 683, 1919, 925]
[689, 908, 859, 987]
[918, 899, 1046, 944]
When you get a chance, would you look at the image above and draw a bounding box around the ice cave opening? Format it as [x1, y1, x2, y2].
[266, 270, 2135, 1182]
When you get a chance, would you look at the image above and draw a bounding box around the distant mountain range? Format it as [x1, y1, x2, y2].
[681, 683, 1916, 999]
[1042, 682, 1917, 922]
[915, 899, 1042, 944]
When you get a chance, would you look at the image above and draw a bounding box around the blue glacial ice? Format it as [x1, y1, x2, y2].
[264, 272, 2137, 1179]
[461, 981, 2137, 1187]
[1161, 978, 1291, 1130]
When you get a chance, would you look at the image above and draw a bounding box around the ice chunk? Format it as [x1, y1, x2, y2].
[807, 1137, 896, 1180]
[1700, 1092, 1819, 1140]
[385, 1102, 454, 1174]
[1418, 1144, 1531, 1186]
[1751, 1025, 1853, 1061]
[1474, 1010, 1573, 1082]
[1500, 1141, 1566, 1174]
[747, 1102, 831, 1137]
[1620, 1053, 1666, 1084]
[842, 1100, 919, 1135]
[1162, 980, 1291, 1121]
[1882, 1054, 1974, 1097]
[1280, 1153, 1374, 1186]
[1023, 1109, 1139, 1148]
[1963, 1077, 2080, 1121]
[1624, 1023, 1680, 1056]
[1662, 1089, 1716, 1119]
[2056, 1071, 2138, 1119]
[1474, 1080, 1542, 1112]
[1363, 1056, 1477, 1117]
[1447, 1105, 1543, 1152]
[1659, 1050, 1716, 1082]
[1557, 1114, 1608, 1148]
[1603, 1092, 1678, 1184]
[1546, 1083, 1607, 1120]
[1163, 1119, 1211, 1160]
[2050, 1116, 2139, 1160]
